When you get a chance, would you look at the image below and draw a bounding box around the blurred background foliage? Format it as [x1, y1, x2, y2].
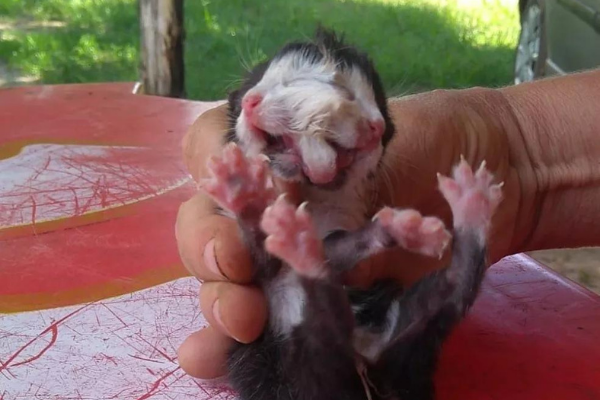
[0, 0, 519, 100]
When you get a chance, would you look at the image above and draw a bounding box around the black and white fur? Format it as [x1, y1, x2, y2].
[226, 27, 394, 232]
[201, 27, 503, 400]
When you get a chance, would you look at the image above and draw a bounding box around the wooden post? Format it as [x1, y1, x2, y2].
[139, 0, 185, 98]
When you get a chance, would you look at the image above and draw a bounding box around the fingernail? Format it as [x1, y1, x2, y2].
[203, 239, 224, 278]
[213, 299, 242, 342]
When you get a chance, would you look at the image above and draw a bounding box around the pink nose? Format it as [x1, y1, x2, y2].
[242, 94, 262, 117]
[368, 119, 385, 138]
[356, 118, 386, 149]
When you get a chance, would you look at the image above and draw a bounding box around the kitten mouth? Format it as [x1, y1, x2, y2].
[264, 130, 295, 153]
[248, 120, 363, 187]
[259, 132, 358, 187]
[330, 143, 356, 170]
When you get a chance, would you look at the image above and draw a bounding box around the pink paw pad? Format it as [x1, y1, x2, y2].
[374, 207, 452, 259]
[437, 157, 503, 231]
[260, 195, 326, 279]
[201, 142, 275, 215]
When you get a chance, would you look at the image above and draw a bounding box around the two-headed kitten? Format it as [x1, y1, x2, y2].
[199, 28, 503, 400]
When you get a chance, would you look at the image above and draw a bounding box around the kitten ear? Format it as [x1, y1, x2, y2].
[313, 25, 345, 50]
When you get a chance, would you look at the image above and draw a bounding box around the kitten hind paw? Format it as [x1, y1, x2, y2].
[437, 158, 503, 235]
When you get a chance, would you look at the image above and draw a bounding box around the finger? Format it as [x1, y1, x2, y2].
[206, 154, 230, 181]
[177, 326, 232, 379]
[182, 103, 229, 182]
[199, 281, 267, 344]
[175, 192, 253, 283]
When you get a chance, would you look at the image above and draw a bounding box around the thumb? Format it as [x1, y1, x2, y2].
[182, 104, 229, 182]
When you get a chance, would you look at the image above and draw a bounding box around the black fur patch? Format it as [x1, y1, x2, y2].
[347, 279, 402, 328]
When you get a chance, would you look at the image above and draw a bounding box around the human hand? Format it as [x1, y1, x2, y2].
[175, 87, 531, 379]
[348, 87, 526, 286]
[174, 105, 266, 380]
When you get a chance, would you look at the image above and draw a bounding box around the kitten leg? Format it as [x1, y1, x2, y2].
[373, 208, 451, 259]
[323, 208, 451, 274]
[370, 159, 503, 400]
[391, 158, 503, 341]
[201, 142, 275, 221]
[258, 191, 367, 400]
[200, 142, 279, 274]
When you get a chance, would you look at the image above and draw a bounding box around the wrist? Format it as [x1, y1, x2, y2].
[384, 87, 533, 263]
[438, 86, 536, 262]
[501, 69, 600, 252]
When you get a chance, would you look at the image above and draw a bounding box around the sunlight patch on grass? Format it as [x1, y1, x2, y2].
[348, 0, 520, 48]
[0, 0, 139, 85]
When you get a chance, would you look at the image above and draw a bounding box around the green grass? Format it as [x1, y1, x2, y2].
[0, 0, 520, 100]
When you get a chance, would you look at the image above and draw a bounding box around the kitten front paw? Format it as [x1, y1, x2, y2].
[374, 207, 451, 259]
[261, 195, 326, 279]
[201, 142, 276, 215]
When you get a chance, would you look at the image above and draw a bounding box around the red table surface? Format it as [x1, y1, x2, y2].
[0, 83, 598, 400]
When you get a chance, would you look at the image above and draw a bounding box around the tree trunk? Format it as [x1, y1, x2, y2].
[139, 0, 185, 98]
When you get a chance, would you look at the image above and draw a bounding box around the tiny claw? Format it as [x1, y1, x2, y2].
[438, 245, 448, 260]
[436, 173, 450, 184]
[257, 154, 270, 163]
[373, 207, 394, 223]
[460, 154, 465, 162]
[480, 160, 487, 169]
[422, 219, 443, 234]
[276, 192, 289, 203]
[437, 246, 446, 260]
[497, 181, 505, 188]
[298, 201, 309, 213]
[296, 201, 311, 222]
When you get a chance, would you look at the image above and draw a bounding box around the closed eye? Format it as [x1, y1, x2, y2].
[330, 82, 355, 101]
[283, 76, 354, 100]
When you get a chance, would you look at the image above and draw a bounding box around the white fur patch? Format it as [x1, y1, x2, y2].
[266, 269, 307, 335]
